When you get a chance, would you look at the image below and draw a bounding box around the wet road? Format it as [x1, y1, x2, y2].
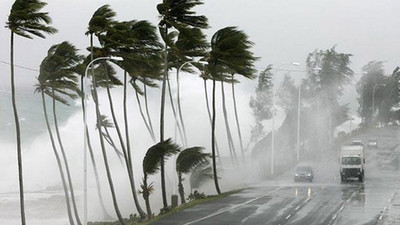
[152, 128, 400, 225]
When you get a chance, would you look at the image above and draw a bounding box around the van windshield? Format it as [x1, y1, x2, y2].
[342, 157, 361, 165]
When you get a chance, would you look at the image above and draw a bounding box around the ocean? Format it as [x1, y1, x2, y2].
[0, 85, 80, 225]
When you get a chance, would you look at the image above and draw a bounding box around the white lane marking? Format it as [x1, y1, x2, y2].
[332, 214, 337, 220]
[183, 186, 285, 225]
[379, 215, 383, 220]
[295, 206, 301, 211]
[285, 215, 291, 220]
[346, 191, 357, 203]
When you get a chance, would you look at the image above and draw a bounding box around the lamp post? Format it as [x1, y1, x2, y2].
[271, 62, 300, 175]
[372, 83, 386, 121]
[83, 56, 123, 225]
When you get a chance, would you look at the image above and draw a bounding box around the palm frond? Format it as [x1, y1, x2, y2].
[7, 0, 57, 39]
[143, 138, 181, 176]
[176, 147, 210, 174]
[87, 4, 116, 36]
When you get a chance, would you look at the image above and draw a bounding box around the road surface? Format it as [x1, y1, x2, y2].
[152, 127, 400, 225]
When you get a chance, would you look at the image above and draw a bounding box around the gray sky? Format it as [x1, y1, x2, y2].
[1, 0, 400, 87]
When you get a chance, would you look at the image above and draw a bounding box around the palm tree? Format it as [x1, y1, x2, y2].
[39, 42, 83, 225]
[176, 147, 210, 204]
[140, 139, 180, 218]
[102, 19, 163, 219]
[206, 27, 256, 194]
[157, 0, 208, 208]
[86, 6, 126, 224]
[169, 27, 209, 147]
[36, 41, 82, 225]
[37, 83, 75, 225]
[6, 1, 57, 224]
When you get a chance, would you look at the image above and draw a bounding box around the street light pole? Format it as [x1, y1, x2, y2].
[271, 62, 300, 175]
[83, 56, 123, 225]
[372, 83, 386, 122]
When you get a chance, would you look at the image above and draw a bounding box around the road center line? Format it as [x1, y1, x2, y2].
[183, 186, 285, 225]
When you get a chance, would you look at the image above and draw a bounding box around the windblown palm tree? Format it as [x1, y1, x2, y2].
[6, 1, 57, 224]
[157, 0, 208, 208]
[42, 42, 83, 225]
[169, 27, 209, 147]
[205, 27, 256, 194]
[102, 19, 163, 219]
[140, 139, 180, 218]
[36, 41, 82, 225]
[176, 147, 210, 204]
[86, 5, 126, 224]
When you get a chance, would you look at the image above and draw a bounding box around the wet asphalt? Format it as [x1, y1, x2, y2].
[152, 128, 400, 225]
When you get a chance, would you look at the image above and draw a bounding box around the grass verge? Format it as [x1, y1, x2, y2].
[88, 189, 243, 225]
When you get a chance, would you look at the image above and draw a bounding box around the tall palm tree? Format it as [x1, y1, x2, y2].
[6, 1, 57, 224]
[176, 147, 210, 204]
[103, 19, 163, 219]
[169, 27, 209, 147]
[36, 41, 82, 225]
[140, 139, 180, 218]
[37, 84, 75, 225]
[39, 42, 83, 225]
[206, 27, 256, 194]
[157, 0, 208, 208]
[86, 6, 127, 223]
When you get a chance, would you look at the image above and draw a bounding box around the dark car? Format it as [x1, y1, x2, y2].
[367, 138, 378, 148]
[294, 166, 314, 182]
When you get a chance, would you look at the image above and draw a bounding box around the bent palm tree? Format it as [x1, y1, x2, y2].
[176, 147, 210, 204]
[140, 139, 180, 218]
[38, 42, 83, 225]
[86, 6, 126, 223]
[36, 84, 75, 225]
[157, 0, 208, 208]
[6, 1, 57, 224]
[206, 27, 256, 194]
[170, 27, 209, 147]
[103, 19, 163, 219]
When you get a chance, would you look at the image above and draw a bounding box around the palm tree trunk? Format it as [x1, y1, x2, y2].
[212, 79, 221, 194]
[142, 176, 152, 219]
[176, 68, 188, 146]
[123, 72, 147, 219]
[91, 56, 125, 225]
[178, 173, 185, 204]
[41, 91, 75, 225]
[203, 79, 222, 167]
[80, 75, 111, 219]
[221, 81, 238, 164]
[52, 90, 82, 225]
[102, 126, 124, 163]
[167, 76, 185, 146]
[88, 34, 112, 219]
[11, 31, 26, 225]
[160, 26, 169, 208]
[231, 75, 245, 163]
[133, 80, 156, 142]
[143, 83, 156, 141]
